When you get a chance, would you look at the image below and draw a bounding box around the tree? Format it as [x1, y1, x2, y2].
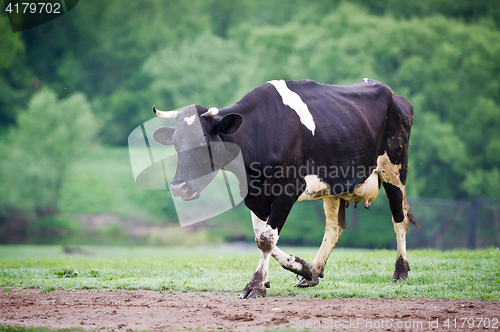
[142, 31, 248, 110]
[0, 12, 31, 132]
[238, 3, 500, 199]
[0, 89, 97, 218]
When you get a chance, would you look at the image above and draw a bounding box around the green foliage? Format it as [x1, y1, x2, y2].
[407, 111, 469, 198]
[20, 1, 211, 99]
[5, 0, 499, 199]
[26, 215, 85, 244]
[58, 146, 177, 221]
[91, 223, 131, 246]
[1, 0, 500, 245]
[0, 246, 498, 300]
[55, 267, 79, 278]
[0, 14, 24, 70]
[230, 2, 500, 199]
[148, 227, 222, 247]
[0, 89, 97, 218]
[349, 0, 500, 28]
[0, 13, 31, 130]
[143, 32, 248, 109]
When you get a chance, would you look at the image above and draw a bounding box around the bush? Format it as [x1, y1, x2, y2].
[26, 215, 85, 244]
[148, 227, 222, 246]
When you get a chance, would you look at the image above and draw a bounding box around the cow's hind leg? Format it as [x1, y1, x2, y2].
[377, 93, 416, 281]
[388, 188, 416, 281]
[385, 182, 412, 281]
[296, 197, 346, 287]
[392, 213, 409, 281]
[378, 153, 417, 281]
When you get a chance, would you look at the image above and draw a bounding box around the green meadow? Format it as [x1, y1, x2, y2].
[1, 245, 498, 300]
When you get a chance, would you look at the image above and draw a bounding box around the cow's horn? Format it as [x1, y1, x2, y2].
[201, 107, 219, 117]
[153, 105, 179, 119]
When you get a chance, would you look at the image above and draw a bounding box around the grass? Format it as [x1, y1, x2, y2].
[0, 245, 499, 300]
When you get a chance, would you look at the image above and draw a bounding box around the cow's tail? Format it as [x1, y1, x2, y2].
[404, 197, 419, 228]
[393, 95, 418, 229]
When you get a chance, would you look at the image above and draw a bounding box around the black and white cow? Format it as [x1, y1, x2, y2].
[152, 78, 417, 299]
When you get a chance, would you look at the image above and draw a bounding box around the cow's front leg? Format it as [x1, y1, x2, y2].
[249, 212, 312, 282]
[239, 223, 278, 299]
[240, 197, 295, 299]
[296, 197, 346, 287]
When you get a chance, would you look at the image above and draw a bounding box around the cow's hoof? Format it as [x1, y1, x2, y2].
[391, 256, 410, 282]
[239, 284, 266, 299]
[390, 270, 408, 282]
[296, 257, 313, 280]
[294, 277, 319, 288]
[247, 287, 266, 299]
[283, 257, 312, 281]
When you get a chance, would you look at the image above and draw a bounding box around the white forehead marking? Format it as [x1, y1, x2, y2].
[363, 78, 369, 83]
[184, 115, 196, 125]
[268, 80, 316, 135]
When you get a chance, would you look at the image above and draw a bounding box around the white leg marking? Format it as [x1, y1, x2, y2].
[250, 213, 278, 287]
[394, 220, 408, 262]
[251, 212, 303, 273]
[251, 211, 267, 241]
[271, 248, 303, 272]
[268, 80, 316, 135]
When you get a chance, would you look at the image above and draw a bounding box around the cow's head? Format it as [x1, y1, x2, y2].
[152, 105, 243, 201]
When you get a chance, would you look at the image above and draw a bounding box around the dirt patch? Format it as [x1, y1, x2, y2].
[1, 289, 499, 331]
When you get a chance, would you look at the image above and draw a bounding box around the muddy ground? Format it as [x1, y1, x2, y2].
[1, 289, 498, 331]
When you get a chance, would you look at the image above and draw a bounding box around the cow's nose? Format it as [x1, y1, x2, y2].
[171, 181, 188, 196]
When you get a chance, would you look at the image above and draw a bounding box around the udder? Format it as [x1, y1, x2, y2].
[342, 169, 380, 210]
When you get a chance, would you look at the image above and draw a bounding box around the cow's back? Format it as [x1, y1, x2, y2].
[224, 78, 408, 198]
[284, 79, 395, 190]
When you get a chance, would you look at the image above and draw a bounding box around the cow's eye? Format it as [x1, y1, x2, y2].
[204, 136, 209, 144]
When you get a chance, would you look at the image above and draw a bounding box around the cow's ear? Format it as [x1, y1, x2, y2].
[153, 126, 176, 146]
[218, 113, 243, 135]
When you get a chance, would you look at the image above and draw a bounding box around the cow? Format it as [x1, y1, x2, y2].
[152, 78, 417, 299]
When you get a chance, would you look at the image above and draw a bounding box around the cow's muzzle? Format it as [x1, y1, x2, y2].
[171, 181, 200, 201]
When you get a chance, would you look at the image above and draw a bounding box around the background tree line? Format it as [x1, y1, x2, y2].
[0, 0, 499, 245]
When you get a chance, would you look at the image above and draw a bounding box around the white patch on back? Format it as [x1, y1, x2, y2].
[184, 115, 196, 125]
[268, 80, 316, 135]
